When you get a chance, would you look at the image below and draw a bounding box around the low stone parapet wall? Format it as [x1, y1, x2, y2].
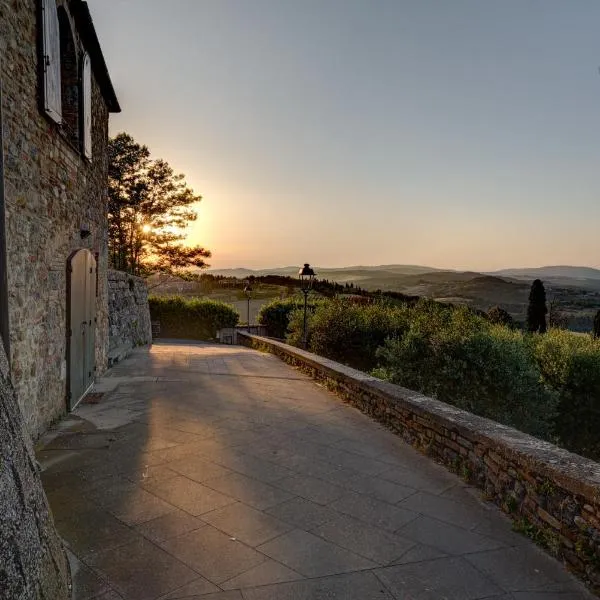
[108, 270, 152, 366]
[238, 332, 600, 591]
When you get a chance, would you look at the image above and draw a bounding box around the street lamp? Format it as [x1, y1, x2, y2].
[244, 282, 253, 332]
[298, 263, 316, 349]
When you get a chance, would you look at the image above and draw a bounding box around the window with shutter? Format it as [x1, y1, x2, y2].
[82, 53, 92, 160]
[41, 0, 62, 123]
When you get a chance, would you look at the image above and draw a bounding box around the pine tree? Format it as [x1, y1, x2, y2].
[108, 133, 211, 276]
[526, 279, 547, 333]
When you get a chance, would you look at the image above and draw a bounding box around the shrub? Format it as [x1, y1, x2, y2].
[149, 296, 238, 340]
[530, 330, 600, 459]
[287, 299, 410, 370]
[257, 297, 325, 338]
[488, 306, 514, 328]
[375, 301, 558, 439]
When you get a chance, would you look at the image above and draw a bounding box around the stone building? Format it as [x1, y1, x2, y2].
[0, 0, 120, 439]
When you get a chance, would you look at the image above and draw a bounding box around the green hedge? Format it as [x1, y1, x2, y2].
[257, 297, 326, 338]
[287, 298, 410, 371]
[149, 296, 238, 340]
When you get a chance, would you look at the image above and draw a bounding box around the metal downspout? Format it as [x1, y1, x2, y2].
[0, 74, 10, 362]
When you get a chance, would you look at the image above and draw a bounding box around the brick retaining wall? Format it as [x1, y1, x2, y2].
[238, 332, 600, 592]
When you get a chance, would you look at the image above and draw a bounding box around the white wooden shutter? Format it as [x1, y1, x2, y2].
[82, 53, 92, 159]
[42, 0, 62, 123]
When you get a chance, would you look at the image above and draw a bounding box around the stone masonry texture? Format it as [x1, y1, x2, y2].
[239, 333, 600, 594]
[0, 341, 70, 600]
[1, 0, 111, 438]
[108, 269, 152, 366]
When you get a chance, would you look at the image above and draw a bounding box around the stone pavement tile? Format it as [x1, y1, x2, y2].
[160, 525, 267, 584]
[465, 546, 586, 593]
[272, 474, 346, 506]
[241, 571, 396, 600]
[379, 465, 458, 495]
[201, 502, 293, 547]
[167, 456, 235, 483]
[210, 417, 262, 432]
[46, 485, 98, 522]
[204, 472, 295, 510]
[310, 513, 416, 566]
[399, 491, 492, 530]
[154, 427, 209, 445]
[304, 445, 392, 477]
[375, 556, 503, 599]
[106, 488, 177, 526]
[398, 515, 505, 555]
[56, 508, 141, 557]
[284, 456, 345, 480]
[37, 448, 100, 476]
[135, 509, 205, 543]
[220, 559, 302, 590]
[257, 529, 377, 577]
[211, 451, 293, 484]
[67, 550, 112, 600]
[265, 497, 339, 530]
[188, 592, 243, 600]
[86, 537, 198, 600]
[210, 427, 271, 449]
[471, 513, 534, 548]
[157, 576, 220, 598]
[340, 473, 417, 504]
[511, 590, 596, 599]
[389, 542, 448, 565]
[150, 441, 219, 464]
[332, 437, 391, 460]
[249, 446, 341, 479]
[331, 491, 418, 533]
[142, 475, 237, 516]
[124, 464, 178, 485]
[89, 590, 124, 600]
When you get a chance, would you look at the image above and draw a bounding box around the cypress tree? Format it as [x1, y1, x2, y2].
[593, 309, 600, 338]
[526, 279, 547, 333]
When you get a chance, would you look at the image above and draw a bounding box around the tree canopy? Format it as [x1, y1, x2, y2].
[108, 133, 211, 277]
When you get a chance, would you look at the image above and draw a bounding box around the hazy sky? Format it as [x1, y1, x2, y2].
[88, 1, 600, 270]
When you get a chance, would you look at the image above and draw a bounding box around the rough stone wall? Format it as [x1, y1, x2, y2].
[108, 270, 152, 365]
[0, 342, 70, 600]
[239, 333, 600, 593]
[1, 0, 110, 438]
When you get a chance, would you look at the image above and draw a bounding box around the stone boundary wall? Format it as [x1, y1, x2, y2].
[108, 270, 152, 366]
[238, 333, 600, 592]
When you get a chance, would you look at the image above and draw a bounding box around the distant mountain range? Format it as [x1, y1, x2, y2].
[489, 266, 600, 281]
[203, 264, 600, 331]
[209, 264, 600, 283]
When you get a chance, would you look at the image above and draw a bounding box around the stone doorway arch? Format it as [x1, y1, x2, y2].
[67, 249, 96, 409]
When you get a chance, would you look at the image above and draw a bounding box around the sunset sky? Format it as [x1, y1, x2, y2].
[88, 0, 600, 271]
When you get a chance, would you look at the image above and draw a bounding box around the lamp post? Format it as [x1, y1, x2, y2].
[298, 263, 316, 349]
[244, 282, 253, 332]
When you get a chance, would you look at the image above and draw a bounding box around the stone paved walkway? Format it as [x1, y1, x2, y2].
[37, 342, 595, 600]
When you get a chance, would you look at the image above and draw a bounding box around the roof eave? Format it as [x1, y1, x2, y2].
[71, 1, 121, 113]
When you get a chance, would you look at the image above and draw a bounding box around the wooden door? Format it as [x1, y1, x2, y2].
[67, 249, 96, 409]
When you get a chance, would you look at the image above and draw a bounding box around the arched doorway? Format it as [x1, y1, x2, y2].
[67, 249, 96, 409]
